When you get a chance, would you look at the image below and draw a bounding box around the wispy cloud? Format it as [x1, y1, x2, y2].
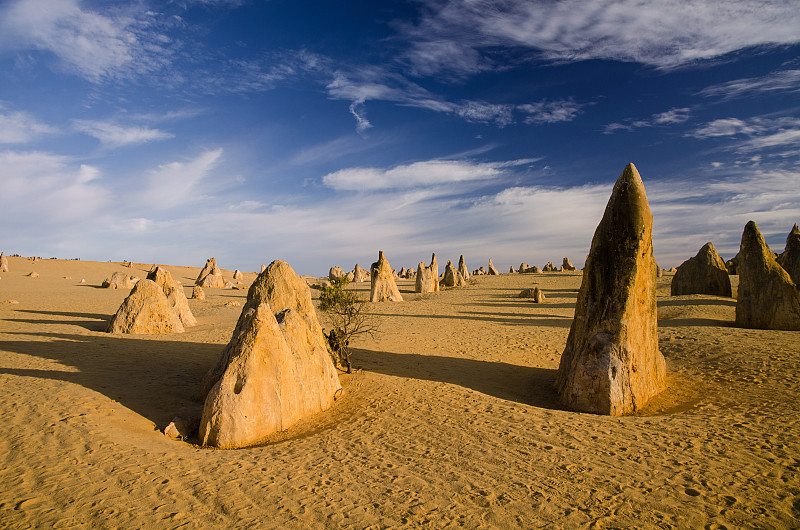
[321, 159, 505, 192]
[0, 0, 173, 82]
[0, 150, 110, 231]
[698, 69, 800, 100]
[0, 103, 58, 143]
[326, 67, 583, 129]
[73, 120, 173, 148]
[518, 99, 583, 125]
[137, 148, 224, 210]
[604, 107, 690, 134]
[689, 116, 800, 154]
[401, 0, 800, 76]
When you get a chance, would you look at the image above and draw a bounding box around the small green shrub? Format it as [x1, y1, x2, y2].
[319, 277, 378, 373]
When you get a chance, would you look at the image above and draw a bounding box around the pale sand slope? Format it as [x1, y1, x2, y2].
[0, 256, 798, 528]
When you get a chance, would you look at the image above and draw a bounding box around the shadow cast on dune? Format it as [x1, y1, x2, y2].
[657, 298, 736, 308]
[376, 312, 573, 328]
[10, 309, 113, 331]
[350, 347, 566, 410]
[0, 331, 221, 430]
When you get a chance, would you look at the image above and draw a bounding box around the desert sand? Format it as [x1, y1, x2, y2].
[1, 255, 798, 528]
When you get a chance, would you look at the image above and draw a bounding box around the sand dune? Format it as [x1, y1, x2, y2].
[1, 256, 798, 527]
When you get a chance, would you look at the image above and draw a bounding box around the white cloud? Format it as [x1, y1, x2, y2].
[138, 148, 224, 209]
[518, 99, 584, 124]
[0, 0, 170, 82]
[0, 150, 110, 230]
[455, 102, 514, 127]
[73, 119, 173, 148]
[322, 160, 503, 192]
[699, 69, 800, 100]
[604, 107, 690, 134]
[0, 104, 57, 143]
[402, 0, 800, 76]
[690, 118, 756, 138]
[326, 68, 584, 129]
[689, 117, 800, 153]
[652, 107, 691, 125]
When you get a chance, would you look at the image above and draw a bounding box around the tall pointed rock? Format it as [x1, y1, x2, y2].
[370, 251, 403, 302]
[777, 223, 800, 286]
[736, 221, 800, 330]
[458, 255, 470, 280]
[556, 163, 666, 415]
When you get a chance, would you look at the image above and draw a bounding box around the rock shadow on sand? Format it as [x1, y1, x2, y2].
[350, 348, 564, 410]
[9, 309, 113, 331]
[0, 331, 220, 430]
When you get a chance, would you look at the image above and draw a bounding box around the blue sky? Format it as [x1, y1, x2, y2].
[1, 0, 799, 276]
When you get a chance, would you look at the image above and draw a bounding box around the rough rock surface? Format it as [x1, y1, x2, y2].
[458, 255, 470, 280]
[27, 272, 39, 278]
[562, 258, 577, 271]
[352, 264, 369, 283]
[107, 279, 185, 334]
[556, 163, 666, 416]
[197, 258, 224, 288]
[371, 251, 403, 302]
[329, 266, 345, 281]
[518, 263, 529, 273]
[736, 221, 800, 330]
[233, 270, 243, 280]
[671, 242, 732, 297]
[530, 266, 541, 273]
[777, 224, 800, 285]
[519, 287, 546, 303]
[199, 260, 340, 448]
[102, 271, 137, 289]
[441, 261, 466, 287]
[543, 262, 557, 272]
[487, 259, 500, 275]
[191, 285, 205, 300]
[147, 267, 197, 327]
[415, 254, 440, 293]
[0, 252, 8, 273]
[164, 416, 199, 440]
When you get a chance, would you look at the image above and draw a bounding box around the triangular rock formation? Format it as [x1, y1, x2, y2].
[352, 264, 369, 283]
[191, 285, 205, 300]
[441, 260, 466, 287]
[487, 259, 499, 275]
[458, 255, 470, 280]
[198, 260, 341, 448]
[370, 251, 403, 302]
[777, 223, 800, 285]
[735, 221, 800, 330]
[562, 258, 577, 271]
[556, 163, 666, 415]
[147, 266, 197, 327]
[670, 242, 731, 297]
[196, 258, 224, 289]
[107, 279, 185, 334]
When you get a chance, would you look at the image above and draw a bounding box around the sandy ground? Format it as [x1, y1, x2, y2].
[0, 256, 798, 528]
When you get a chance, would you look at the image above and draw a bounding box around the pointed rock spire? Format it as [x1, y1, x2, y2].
[736, 221, 800, 330]
[556, 163, 666, 415]
[370, 251, 403, 302]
